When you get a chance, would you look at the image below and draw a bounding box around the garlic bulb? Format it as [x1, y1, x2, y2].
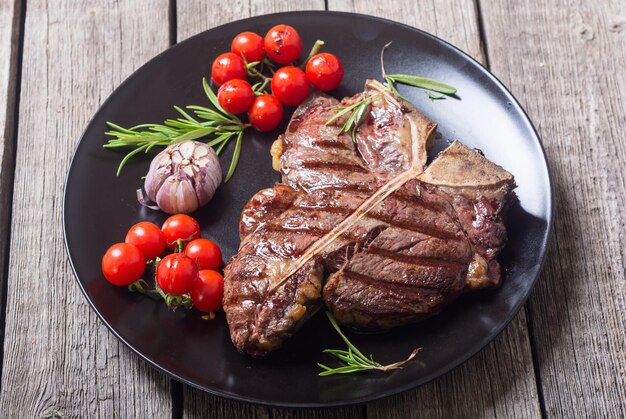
[143, 141, 222, 214]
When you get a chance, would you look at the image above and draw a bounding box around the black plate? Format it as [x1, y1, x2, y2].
[64, 11, 552, 408]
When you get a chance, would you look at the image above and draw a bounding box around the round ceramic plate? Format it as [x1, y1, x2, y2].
[64, 11, 552, 408]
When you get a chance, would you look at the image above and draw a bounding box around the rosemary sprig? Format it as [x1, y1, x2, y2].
[386, 73, 457, 95]
[103, 78, 249, 179]
[380, 41, 457, 100]
[318, 312, 420, 376]
[325, 95, 376, 142]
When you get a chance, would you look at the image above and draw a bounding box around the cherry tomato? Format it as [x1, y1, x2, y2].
[264, 24, 302, 64]
[161, 214, 201, 250]
[231, 31, 265, 63]
[184, 238, 223, 270]
[217, 79, 255, 114]
[102, 243, 145, 286]
[156, 253, 199, 295]
[248, 94, 284, 132]
[306, 53, 344, 92]
[125, 221, 166, 260]
[211, 52, 246, 86]
[271, 66, 311, 106]
[190, 270, 224, 312]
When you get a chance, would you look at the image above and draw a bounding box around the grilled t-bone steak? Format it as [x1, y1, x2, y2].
[223, 80, 515, 356]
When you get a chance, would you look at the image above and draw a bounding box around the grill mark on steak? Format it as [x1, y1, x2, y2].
[365, 246, 466, 268]
[299, 160, 369, 173]
[362, 212, 460, 240]
[309, 139, 352, 150]
[340, 270, 432, 295]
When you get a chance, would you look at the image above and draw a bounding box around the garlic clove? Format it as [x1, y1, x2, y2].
[171, 149, 183, 165]
[179, 140, 195, 159]
[145, 152, 173, 201]
[194, 146, 209, 159]
[155, 172, 199, 214]
[193, 156, 222, 206]
[182, 164, 195, 178]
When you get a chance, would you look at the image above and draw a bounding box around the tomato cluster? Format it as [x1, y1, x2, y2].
[101, 214, 224, 313]
[212, 24, 344, 132]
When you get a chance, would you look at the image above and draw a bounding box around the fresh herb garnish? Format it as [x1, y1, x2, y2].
[325, 95, 378, 142]
[103, 78, 249, 180]
[380, 41, 457, 100]
[318, 312, 420, 376]
[386, 73, 457, 95]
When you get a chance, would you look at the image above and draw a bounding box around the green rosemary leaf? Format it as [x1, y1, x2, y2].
[386, 73, 457, 95]
[325, 312, 374, 366]
[207, 132, 234, 147]
[215, 139, 230, 156]
[202, 77, 234, 118]
[105, 122, 138, 135]
[385, 76, 409, 101]
[426, 91, 446, 101]
[224, 130, 243, 182]
[173, 105, 198, 123]
[350, 100, 370, 141]
[325, 100, 363, 126]
[318, 365, 371, 377]
[116, 143, 149, 176]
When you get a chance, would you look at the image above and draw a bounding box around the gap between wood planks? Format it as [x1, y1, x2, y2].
[167, 1, 186, 418]
[0, 0, 25, 389]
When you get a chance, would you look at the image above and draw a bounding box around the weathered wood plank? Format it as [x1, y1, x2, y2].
[0, 1, 173, 416]
[481, 0, 626, 416]
[176, 0, 325, 41]
[0, 0, 20, 315]
[177, 2, 364, 418]
[328, 1, 542, 417]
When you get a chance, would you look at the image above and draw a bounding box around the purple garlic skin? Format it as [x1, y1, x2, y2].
[144, 141, 222, 214]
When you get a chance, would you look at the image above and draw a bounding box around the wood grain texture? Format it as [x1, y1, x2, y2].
[176, 0, 325, 41]
[0, 1, 173, 417]
[328, 1, 542, 417]
[177, 2, 363, 418]
[481, 0, 626, 416]
[0, 0, 20, 313]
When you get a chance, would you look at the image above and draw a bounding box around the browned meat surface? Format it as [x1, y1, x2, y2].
[223, 80, 515, 355]
[324, 144, 515, 329]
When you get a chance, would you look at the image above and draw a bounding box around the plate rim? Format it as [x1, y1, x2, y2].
[63, 10, 554, 408]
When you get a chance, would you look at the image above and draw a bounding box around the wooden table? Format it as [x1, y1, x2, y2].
[0, 0, 624, 417]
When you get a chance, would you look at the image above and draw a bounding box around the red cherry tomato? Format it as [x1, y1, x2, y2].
[125, 221, 166, 260]
[217, 79, 255, 114]
[231, 31, 265, 63]
[156, 253, 199, 295]
[248, 94, 284, 132]
[271, 66, 311, 106]
[306, 53, 344, 92]
[184, 238, 222, 270]
[264, 24, 302, 64]
[190, 270, 224, 312]
[102, 243, 145, 286]
[211, 52, 246, 86]
[161, 214, 201, 250]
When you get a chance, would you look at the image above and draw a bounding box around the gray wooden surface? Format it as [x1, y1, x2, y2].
[0, 0, 624, 417]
